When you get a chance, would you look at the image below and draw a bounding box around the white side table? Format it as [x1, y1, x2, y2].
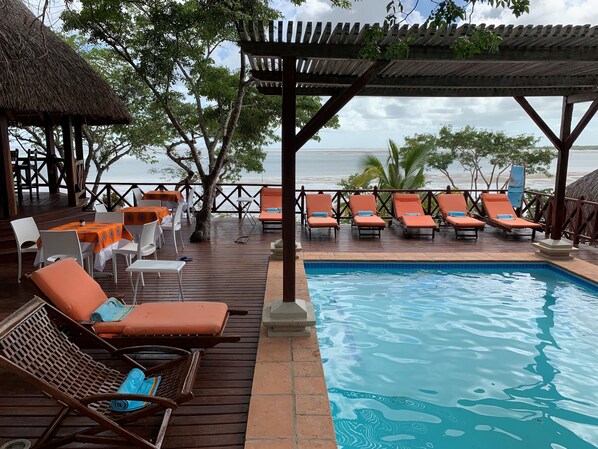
[126, 259, 186, 304]
[237, 196, 257, 226]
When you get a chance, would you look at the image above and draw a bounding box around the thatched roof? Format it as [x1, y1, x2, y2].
[0, 0, 131, 126]
[566, 169, 598, 203]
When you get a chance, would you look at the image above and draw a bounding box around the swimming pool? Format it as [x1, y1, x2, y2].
[305, 262, 598, 449]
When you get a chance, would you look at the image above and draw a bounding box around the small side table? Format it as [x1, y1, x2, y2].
[237, 196, 257, 226]
[126, 259, 186, 304]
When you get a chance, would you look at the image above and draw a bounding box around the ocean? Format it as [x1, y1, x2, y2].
[89, 148, 598, 191]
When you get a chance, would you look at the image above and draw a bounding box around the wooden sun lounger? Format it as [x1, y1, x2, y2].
[437, 193, 485, 239]
[348, 194, 386, 238]
[481, 192, 542, 240]
[392, 193, 438, 239]
[304, 193, 340, 239]
[258, 187, 282, 232]
[28, 258, 247, 350]
[0, 296, 202, 449]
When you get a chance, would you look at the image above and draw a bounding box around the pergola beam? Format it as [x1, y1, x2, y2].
[0, 111, 17, 218]
[514, 96, 562, 149]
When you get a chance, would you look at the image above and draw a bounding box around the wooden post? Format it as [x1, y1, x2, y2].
[44, 116, 58, 194]
[282, 56, 297, 303]
[551, 99, 573, 240]
[0, 112, 17, 218]
[61, 116, 77, 206]
[573, 196, 584, 247]
[74, 117, 86, 202]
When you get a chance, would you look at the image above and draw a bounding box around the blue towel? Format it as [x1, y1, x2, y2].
[90, 297, 134, 322]
[266, 207, 281, 213]
[357, 211, 373, 216]
[448, 211, 466, 217]
[507, 165, 525, 208]
[497, 213, 515, 220]
[312, 211, 328, 217]
[403, 212, 421, 216]
[110, 368, 161, 412]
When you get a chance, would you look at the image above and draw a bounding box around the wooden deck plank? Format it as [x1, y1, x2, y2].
[0, 216, 598, 447]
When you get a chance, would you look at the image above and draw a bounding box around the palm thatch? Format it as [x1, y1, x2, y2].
[0, 0, 131, 126]
[566, 169, 598, 203]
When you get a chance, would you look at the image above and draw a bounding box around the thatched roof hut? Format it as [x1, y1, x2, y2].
[566, 169, 598, 203]
[0, 0, 131, 126]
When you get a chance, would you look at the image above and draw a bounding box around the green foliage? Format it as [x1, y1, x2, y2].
[452, 29, 502, 59]
[412, 125, 554, 190]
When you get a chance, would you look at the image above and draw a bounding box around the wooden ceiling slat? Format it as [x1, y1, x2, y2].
[295, 21, 303, 44]
[286, 21, 293, 43]
[311, 22, 323, 44]
[320, 22, 332, 44]
[329, 23, 344, 44]
[278, 21, 283, 43]
[303, 22, 313, 44]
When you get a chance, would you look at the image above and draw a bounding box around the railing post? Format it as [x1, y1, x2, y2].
[336, 191, 341, 224]
[573, 196, 584, 247]
[373, 185, 378, 214]
[300, 185, 305, 226]
[237, 185, 242, 220]
[446, 185, 451, 194]
[107, 184, 112, 210]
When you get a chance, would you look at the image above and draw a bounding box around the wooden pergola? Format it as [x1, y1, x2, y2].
[0, 0, 131, 219]
[238, 21, 598, 304]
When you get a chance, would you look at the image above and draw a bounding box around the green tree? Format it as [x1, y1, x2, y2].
[420, 125, 553, 190]
[62, 1, 338, 242]
[345, 138, 430, 190]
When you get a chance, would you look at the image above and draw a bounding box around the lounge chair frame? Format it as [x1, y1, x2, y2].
[436, 194, 485, 240]
[303, 194, 340, 239]
[0, 296, 203, 449]
[391, 194, 437, 239]
[350, 218, 383, 238]
[26, 274, 247, 350]
[480, 193, 541, 240]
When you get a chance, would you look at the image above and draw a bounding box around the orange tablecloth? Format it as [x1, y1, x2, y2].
[118, 206, 171, 226]
[142, 190, 183, 203]
[40, 222, 133, 253]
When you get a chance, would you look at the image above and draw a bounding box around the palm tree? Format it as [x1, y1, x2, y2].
[353, 138, 430, 190]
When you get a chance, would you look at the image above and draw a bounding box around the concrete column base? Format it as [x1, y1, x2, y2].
[262, 299, 316, 337]
[532, 238, 578, 260]
[270, 239, 302, 261]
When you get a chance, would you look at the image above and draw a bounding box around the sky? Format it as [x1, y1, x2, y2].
[238, 0, 598, 150]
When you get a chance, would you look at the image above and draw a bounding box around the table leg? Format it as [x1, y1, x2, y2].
[133, 272, 142, 305]
[178, 271, 184, 301]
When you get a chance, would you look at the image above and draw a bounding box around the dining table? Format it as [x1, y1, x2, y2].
[142, 190, 184, 210]
[118, 205, 172, 239]
[35, 221, 133, 271]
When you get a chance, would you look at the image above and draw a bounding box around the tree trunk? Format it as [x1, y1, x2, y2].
[190, 179, 216, 242]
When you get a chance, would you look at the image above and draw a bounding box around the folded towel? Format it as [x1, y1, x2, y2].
[312, 211, 328, 217]
[266, 207, 281, 213]
[497, 213, 515, 220]
[110, 368, 161, 412]
[357, 210, 373, 216]
[403, 212, 421, 216]
[448, 211, 466, 217]
[91, 297, 134, 322]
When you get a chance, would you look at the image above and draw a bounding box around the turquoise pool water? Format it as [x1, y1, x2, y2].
[305, 262, 598, 449]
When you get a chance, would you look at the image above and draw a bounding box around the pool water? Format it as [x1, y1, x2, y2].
[306, 263, 598, 449]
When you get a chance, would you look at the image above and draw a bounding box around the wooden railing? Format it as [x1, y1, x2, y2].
[84, 182, 598, 247]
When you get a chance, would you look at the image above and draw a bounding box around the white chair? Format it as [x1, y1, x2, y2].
[162, 203, 185, 254]
[39, 230, 94, 276]
[132, 187, 144, 206]
[112, 220, 158, 285]
[94, 212, 125, 223]
[183, 186, 196, 223]
[94, 202, 107, 212]
[137, 199, 162, 207]
[10, 217, 40, 283]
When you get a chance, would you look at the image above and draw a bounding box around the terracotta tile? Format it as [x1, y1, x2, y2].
[298, 440, 338, 449]
[296, 394, 331, 415]
[296, 414, 336, 439]
[292, 332, 319, 349]
[256, 337, 292, 362]
[293, 361, 324, 378]
[245, 439, 294, 449]
[293, 347, 321, 362]
[246, 395, 294, 439]
[295, 376, 328, 395]
[252, 362, 292, 394]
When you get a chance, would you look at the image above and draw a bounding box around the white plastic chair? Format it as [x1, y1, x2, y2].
[137, 199, 162, 207]
[184, 186, 196, 223]
[161, 203, 185, 254]
[94, 212, 125, 223]
[94, 202, 107, 212]
[10, 217, 40, 282]
[132, 187, 144, 206]
[112, 220, 158, 285]
[39, 230, 94, 276]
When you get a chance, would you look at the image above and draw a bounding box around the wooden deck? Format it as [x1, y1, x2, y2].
[1, 217, 598, 448]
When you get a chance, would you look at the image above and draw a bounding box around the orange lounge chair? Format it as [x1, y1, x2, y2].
[305, 193, 340, 239]
[437, 193, 486, 239]
[258, 187, 282, 232]
[348, 194, 386, 238]
[392, 193, 438, 239]
[28, 258, 246, 349]
[481, 192, 542, 239]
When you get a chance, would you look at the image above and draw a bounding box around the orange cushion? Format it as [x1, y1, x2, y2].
[349, 195, 377, 215]
[306, 194, 333, 217]
[93, 302, 229, 336]
[260, 188, 282, 211]
[401, 215, 437, 229]
[354, 215, 385, 228]
[437, 194, 469, 217]
[482, 193, 518, 216]
[29, 258, 107, 322]
[258, 212, 282, 222]
[393, 193, 426, 218]
[446, 216, 485, 229]
[308, 216, 338, 228]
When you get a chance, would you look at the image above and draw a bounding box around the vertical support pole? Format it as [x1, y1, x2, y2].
[61, 116, 77, 206]
[282, 56, 297, 303]
[0, 112, 17, 218]
[74, 116, 86, 201]
[551, 98, 573, 240]
[44, 115, 58, 194]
